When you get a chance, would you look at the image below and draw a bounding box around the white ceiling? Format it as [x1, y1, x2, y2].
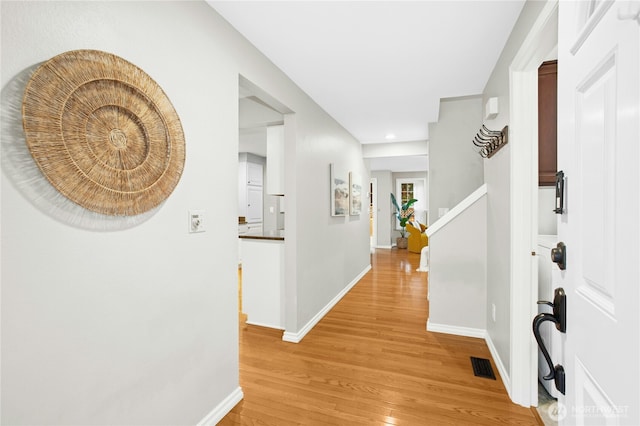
[209, 0, 525, 147]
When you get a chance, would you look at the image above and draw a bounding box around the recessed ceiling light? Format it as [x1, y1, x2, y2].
[385, 133, 396, 140]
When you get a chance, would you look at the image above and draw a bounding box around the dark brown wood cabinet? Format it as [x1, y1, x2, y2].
[538, 60, 557, 186]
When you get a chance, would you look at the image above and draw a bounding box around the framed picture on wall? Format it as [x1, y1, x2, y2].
[349, 172, 362, 215]
[330, 163, 349, 216]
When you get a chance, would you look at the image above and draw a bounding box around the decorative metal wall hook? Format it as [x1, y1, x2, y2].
[473, 125, 509, 158]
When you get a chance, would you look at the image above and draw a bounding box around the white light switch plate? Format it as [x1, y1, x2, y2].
[189, 210, 205, 233]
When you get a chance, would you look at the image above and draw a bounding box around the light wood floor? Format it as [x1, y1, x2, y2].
[221, 248, 540, 425]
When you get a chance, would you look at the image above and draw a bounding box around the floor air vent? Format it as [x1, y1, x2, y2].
[470, 357, 496, 379]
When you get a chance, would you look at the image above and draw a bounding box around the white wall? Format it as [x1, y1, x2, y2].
[538, 187, 557, 235]
[427, 192, 487, 333]
[370, 170, 392, 247]
[0, 1, 369, 424]
[428, 96, 484, 226]
[481, 0, 550, 389]
[289, 109, 370, 332]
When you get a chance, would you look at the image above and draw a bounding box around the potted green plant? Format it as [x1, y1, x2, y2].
[391, 193, 417, 249]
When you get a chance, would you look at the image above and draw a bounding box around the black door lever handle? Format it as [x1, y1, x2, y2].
[533, 313, 566, 394]
[532, 288, 567, 395]
[537, 300, 554, 308]
[533, 313, 560, 380]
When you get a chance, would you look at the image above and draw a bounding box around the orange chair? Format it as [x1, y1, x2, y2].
[406, 222, 428, 253]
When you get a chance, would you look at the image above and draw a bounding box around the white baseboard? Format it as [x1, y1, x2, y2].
[283, 264, 372, 343]
[197, 386, 243, 426]
[426, 320, 487, 339]
[485, 332, 511, 395]
[245, 320, 285, 330]
[376, 245, 393, 250]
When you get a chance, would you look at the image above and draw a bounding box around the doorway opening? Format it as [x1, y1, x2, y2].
[369, 178, 377, 252]
[237, 75, 294, 328]
[508, 0, 558, 409]
[536, 57, 559, 425]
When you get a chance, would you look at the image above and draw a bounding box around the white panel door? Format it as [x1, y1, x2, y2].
[557, 1, 639, 424]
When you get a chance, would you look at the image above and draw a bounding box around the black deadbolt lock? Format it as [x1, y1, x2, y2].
[554, 170, 565, 214]
[551, 242, 566, 270]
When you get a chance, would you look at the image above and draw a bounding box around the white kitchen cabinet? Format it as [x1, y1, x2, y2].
[266, 125, 284, 195]
[246, 186, 263, 223]
[246, 222, 262, 233]
[241, 238, 284, 329]
[239, 223, 263, 235]
[247, 162, 263, 186]
[238, 153, 264, 223]
[238, 223, 263, 265]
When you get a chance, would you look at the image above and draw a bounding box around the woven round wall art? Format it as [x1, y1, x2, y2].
[21, 49, 185, 216]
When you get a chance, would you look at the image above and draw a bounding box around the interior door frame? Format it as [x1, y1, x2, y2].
[394, 177, 428, 229]
[369, 177, 378, 249]
[238, 75, 297, 335]
[509, 0, 558, 408]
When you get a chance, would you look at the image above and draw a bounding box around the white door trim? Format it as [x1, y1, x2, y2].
[370, 177, 378, 249]
[508, 0, 558, 408]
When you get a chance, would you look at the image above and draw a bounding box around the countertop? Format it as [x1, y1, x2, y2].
[239, 230, 285, 241]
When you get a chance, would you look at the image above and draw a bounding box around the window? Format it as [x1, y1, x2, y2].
[400, 183, 414, 204]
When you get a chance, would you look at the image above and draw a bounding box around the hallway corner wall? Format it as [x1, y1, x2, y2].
[371, 170, 393, 248]
[0, 1, 370, 424]
[428, 96, 484, 227]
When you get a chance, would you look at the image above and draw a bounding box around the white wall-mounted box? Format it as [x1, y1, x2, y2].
[485, 97, 499, 120]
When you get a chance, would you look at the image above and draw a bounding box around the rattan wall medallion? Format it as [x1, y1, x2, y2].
[21, 50, 185, 216]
